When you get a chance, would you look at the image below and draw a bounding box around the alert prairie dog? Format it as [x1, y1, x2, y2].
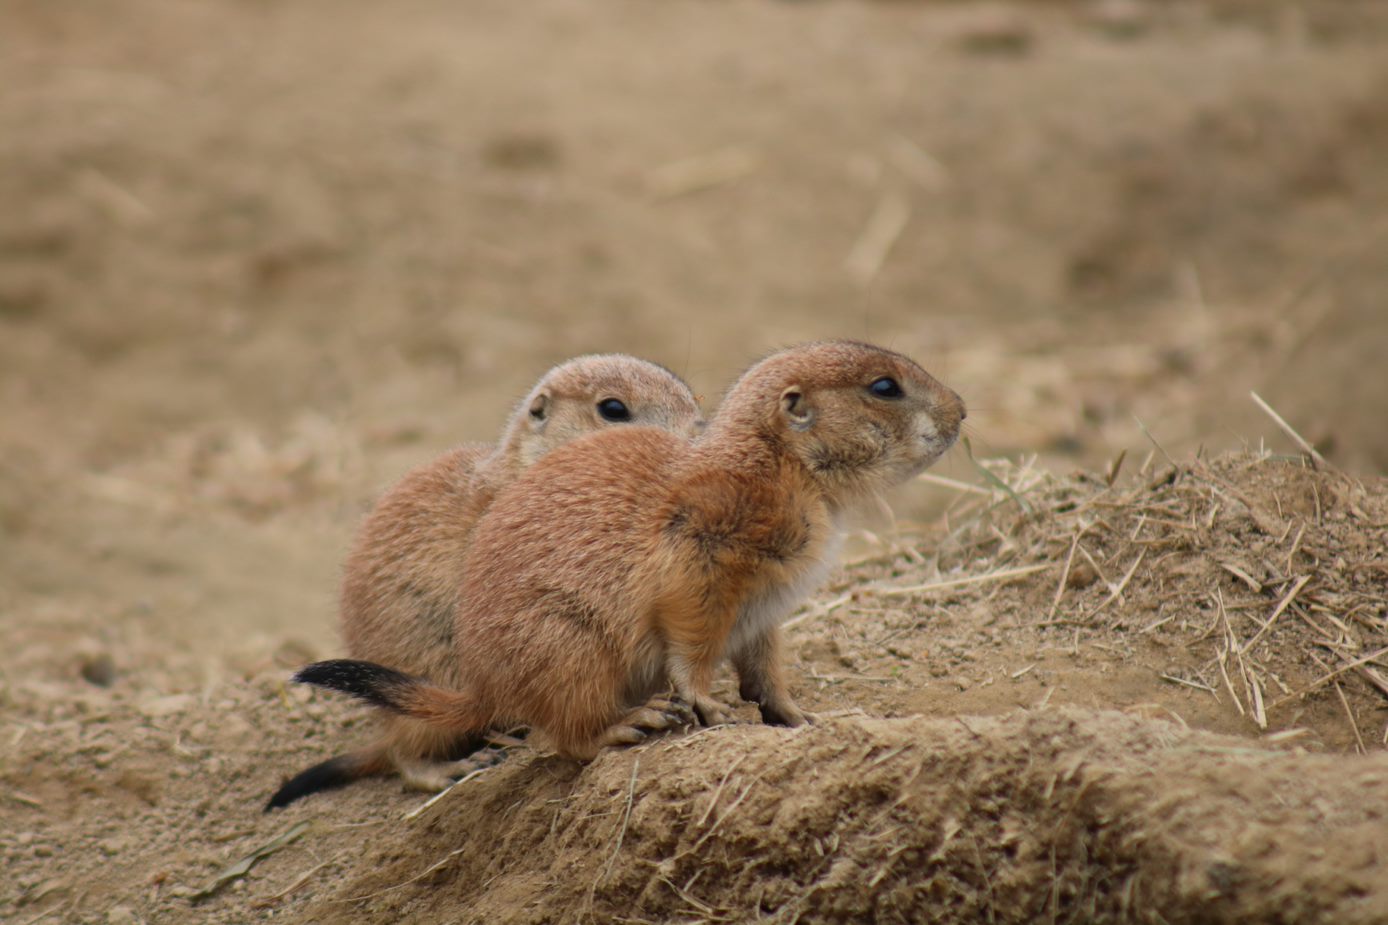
[266, 355, 703, 809]
[298, 340, 964, 763]
[340, 355, 705, 686]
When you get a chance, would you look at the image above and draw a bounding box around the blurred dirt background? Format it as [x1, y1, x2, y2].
[2, 1, 1388, 923]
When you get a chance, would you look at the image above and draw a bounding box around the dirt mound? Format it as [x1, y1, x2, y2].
[5, 0, 1388, 922]
[913, 452, 1388, 740]
[277, 452, 1387, 924]
[298, 710, 1388, 925]
[781, 451, 1388, 750]
[4, 451, 1385, 925]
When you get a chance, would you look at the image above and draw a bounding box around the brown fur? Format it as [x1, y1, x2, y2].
[270, 356, 703, 805]
[327, 340, 964, 762]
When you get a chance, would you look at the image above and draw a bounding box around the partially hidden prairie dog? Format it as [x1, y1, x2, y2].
[266, 355, 704, 809]
[296, 340, 964, 764]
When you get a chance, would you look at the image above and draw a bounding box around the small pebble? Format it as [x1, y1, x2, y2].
[956, 10, 1035, 57]
[98, 836, 128, 857]
[80, 653, 118, 688]
[1066, 562, 1099, 590]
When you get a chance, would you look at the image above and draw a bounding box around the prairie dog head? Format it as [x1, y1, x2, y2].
[716, 340, 964, 504]
[501, 354, 705, 468]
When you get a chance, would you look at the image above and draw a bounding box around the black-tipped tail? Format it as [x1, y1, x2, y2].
[266, 752, 376, 811]
[295, 659, 484, 737]
[294, 658, 421, 712]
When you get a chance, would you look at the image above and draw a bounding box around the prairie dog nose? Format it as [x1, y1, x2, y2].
[935, 389, 967, 436]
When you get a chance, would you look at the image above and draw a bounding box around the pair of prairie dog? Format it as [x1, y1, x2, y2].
[270, 341, 963, 808]
[269, 355, 705, 808]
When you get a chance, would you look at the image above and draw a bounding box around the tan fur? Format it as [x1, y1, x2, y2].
[337, 356, 704, 779]
[381, 340, 965, 760]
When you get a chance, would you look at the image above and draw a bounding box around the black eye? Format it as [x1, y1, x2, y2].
[597, 398, 631, 422]
[868, 377, 903, 400]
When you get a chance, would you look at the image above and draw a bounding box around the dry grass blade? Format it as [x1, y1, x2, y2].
[599, 759, 640, 886]
[1246, 665, 1268, 729]
[845, 191, 911, 285]
[784, 592, 852, 629]
[1333, 682, 1367, 754]
[1212, 587, 1265, 726]
[76, 166, 156, 223]
[251, 856, 338, 908]
[1132, 415, 1176, 468]
[1215, 645, 1245, 717]
[1271, 645, 1388, 709]
[695, 755, 748, 827]
[1263, 728, 1311, 744]
[644, 146, 759, 199]
[1105, 449, 1128, 487]
[1239, 575, 1311, 656]
[657, 875, 725, 920]
[916, 472, 995, 497]
[682, 775, 758, 859]
[18, 897, 74, 925]
[1219, 562, 1262, 592]
[666, 754, 804, 868]
[1357, 666, 1388, 700]
[876, 564, 1049, 598]
[1077, 545, 1111, 589]
[964, 438, 1031, 513]
[190, 821, 310, 902]
[886, 133, 949, 190]
[1250, 391, 1329, 469]
[1140, 612, 1176, 634]
[1083, 550, 1146, 621]
[337, 847, 468, 904]
[1048, 528, 1086, 621]
[402, 764, 497, 821]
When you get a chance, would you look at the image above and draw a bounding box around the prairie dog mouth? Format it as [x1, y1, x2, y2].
[921, 427, 958, 446]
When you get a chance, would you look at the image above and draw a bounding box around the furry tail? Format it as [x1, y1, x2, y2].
[268, 661, 488, 810]
[265, 745, 390, 811]
[293, 659, 486, 731]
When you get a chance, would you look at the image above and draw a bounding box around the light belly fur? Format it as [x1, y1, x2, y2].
[725, 518, 845, 662]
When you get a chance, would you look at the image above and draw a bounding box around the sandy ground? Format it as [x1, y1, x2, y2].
[3, 1, 1388, 923]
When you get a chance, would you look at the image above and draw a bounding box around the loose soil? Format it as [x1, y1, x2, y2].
[3, 1, 1387, 923]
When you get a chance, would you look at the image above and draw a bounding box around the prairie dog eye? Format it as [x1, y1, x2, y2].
[596, 398, 632, 422]
[868, 377, 903, 399]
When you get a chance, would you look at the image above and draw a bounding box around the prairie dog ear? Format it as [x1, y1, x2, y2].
[780, 386, 815, 432]
[527, 392, 550, 430]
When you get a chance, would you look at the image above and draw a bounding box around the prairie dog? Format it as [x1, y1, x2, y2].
[266, 355, 704, 808]
[341, 355, 705, 686]
[297, 340, 964, 763]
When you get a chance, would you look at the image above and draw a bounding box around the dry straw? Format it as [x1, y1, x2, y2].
[872, 394, 1387, 747]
